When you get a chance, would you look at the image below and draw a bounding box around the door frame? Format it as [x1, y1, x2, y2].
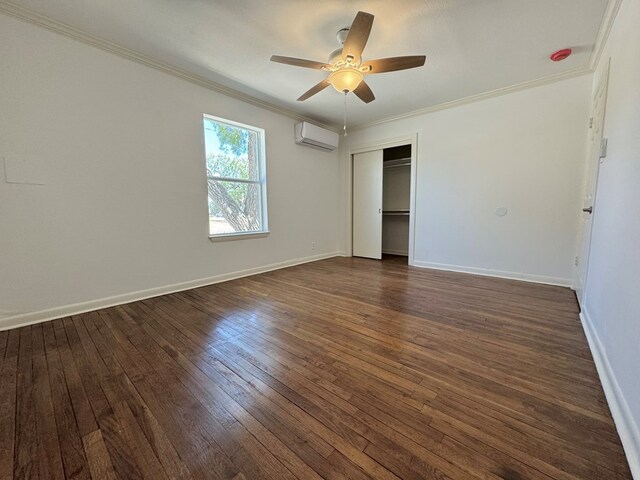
[346, 133, 418, 266]
[573, 59, 610, 303]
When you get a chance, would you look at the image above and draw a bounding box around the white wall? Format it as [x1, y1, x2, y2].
[0, 14, 341, 328]
[341, 75, 592, 285]
[581, 0, 640, 475]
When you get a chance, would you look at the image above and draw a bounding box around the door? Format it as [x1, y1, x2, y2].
[574, 63, 609, 305]
[353, 150, 383, 259]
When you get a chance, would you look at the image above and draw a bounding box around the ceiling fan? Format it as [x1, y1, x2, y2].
[271, 11, 426, 103]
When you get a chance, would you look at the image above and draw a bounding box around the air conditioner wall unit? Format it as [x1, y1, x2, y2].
[294, 122, 339, 152]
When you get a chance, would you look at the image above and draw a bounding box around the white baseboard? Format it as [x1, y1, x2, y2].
[580, 309, 640, 479]
[0, 251, 342, 332]
[382, 249, 409, 256]
[412, 260, 572, 287]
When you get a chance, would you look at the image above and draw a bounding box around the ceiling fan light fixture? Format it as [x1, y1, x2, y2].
[270, 11, 426, 104]
[328, 67, 364, 93]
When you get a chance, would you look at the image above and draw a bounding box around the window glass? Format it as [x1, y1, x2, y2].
[203, 116, 267, 237]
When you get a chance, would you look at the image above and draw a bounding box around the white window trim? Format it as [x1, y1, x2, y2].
[203, 114, 269, 240]
[208, 231, 270, 242]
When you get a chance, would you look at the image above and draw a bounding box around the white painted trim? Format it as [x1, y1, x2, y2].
[349, 66, 593, 131]
[346, 134, 418, 267]
[348, 135, 420, 156]
[0, 2, 336, 132]
[412, 260, 572, 287]
[208, 231, 270, 242]
[0, 251, 342, 332]
[590, 0, 624, 70]
[580, 308, 640, 479]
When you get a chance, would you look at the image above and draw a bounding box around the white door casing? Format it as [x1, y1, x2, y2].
[574, 61, 610, 305]
[352, 150, 383, 259]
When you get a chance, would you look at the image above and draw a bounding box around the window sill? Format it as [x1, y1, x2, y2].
[209, 231, 270, 242]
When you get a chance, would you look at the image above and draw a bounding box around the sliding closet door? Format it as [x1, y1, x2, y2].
[353, 150, 383, 259]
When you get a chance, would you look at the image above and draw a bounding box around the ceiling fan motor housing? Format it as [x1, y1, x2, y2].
[336, 27, 349, 45]
[328, 48, 344, 65]
[329, 27, 352, 65]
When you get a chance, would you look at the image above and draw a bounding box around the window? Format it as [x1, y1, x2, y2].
[203, 115, 268, 238]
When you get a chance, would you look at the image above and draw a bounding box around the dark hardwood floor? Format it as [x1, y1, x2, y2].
[0, 256, 632, 479]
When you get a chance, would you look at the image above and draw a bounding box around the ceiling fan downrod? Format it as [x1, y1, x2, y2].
[343, 91, 348, 136]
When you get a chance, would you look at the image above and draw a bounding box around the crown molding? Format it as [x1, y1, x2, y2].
[0, 1, 337, 132]
[350, 65, 593, 131]
[590, 0, 623, 70]
[346, 0, 622, 131]
[2, 1, 617, 134]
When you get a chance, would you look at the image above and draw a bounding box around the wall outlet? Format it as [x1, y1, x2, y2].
[311, 242, 316, 250]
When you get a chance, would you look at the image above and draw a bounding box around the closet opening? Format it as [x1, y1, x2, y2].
[382, 145, 411, 264]
[351, 140, 414, 265]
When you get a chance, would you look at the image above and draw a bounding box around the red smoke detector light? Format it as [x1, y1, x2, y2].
[550, 49, 572, 62]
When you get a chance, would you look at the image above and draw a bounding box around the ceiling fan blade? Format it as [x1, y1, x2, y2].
[362, 56, 426, 74]
[297, 80, 331, 101]
[270, 55, 330, 70]
[342, 11, 374, 62]
[353, 80, 375, 103]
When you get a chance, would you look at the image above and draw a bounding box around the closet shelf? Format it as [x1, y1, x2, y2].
[383, 158, 411, 169]
[383, 209, 410, 216]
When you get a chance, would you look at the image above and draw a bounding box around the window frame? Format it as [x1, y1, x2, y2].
[203, 114, 269, 241]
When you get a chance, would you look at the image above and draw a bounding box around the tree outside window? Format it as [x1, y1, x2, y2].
[203, 116, 268, 236]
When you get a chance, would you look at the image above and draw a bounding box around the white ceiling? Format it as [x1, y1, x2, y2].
[6, 0, 609, 127]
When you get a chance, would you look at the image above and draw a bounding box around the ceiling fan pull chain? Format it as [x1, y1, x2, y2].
[343, 91, 348, 136]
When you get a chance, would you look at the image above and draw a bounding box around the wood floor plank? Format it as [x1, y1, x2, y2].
[52, 320, 98, 437]
[14, 327, 38, 479]
[240, 274, 619, 449]
[0, 330, 20, 480]
[89, 310, 214, 459]
[81, 431, 116, 480]
[140, 309, 338, 468]
[74, 314, 191, 479]
[61, 318, 114, 424]
[240, 275, 609, 416]
[143, 295, 401, 479]
[434, 389, 630, 474]
[1, 256, 632, 480]
[0, 330, 8, 376]
[42, 322, 91, 480]
[31, 324, 65, 480]
[106, 305, 294, 479]
[106, 401, 170, 480]
[84, 306, 270, 479]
